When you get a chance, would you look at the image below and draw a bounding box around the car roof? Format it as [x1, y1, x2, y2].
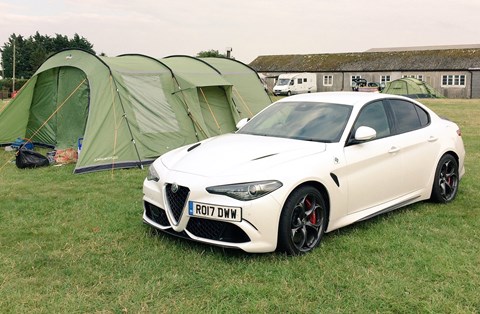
[277, 91, 410, 107]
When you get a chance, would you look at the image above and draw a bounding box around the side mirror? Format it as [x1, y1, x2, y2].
[236, 118, 249, 130]
[354, 126, 377, 141]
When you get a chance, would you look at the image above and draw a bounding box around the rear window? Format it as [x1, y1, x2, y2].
[415, 105, 430, 127]
[389, 99, 430, 134]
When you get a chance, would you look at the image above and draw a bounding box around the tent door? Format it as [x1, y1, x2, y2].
[56, 67, 89, 149]
[27, 67, 89, 149]
[198, 86, 236, 136]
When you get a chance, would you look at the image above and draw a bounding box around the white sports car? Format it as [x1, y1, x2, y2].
[143, 92, 465, 255]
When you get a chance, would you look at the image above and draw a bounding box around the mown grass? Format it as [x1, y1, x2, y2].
[0, 98, 479, 313]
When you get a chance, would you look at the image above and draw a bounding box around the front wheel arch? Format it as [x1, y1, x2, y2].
[302, 182, 330, 222]
[291, 182, 330, 228]
[276, 182, 330, 255]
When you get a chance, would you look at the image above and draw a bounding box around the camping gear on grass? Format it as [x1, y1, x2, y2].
[15, 148, 49, 169]
[11, 138, 34, 150]
[54, 148, 78, 164]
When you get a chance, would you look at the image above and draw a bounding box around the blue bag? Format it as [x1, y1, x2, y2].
[11, 138, 34, 150]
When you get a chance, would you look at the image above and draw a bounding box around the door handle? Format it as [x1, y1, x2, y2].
[388, 146, 400, 153]
[428, 136, 438, 142]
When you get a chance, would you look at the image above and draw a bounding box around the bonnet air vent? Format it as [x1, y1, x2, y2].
[187, 143, 201, 152]
[251, 153, 278, 161]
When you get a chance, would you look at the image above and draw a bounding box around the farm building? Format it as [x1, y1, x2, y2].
[249, 45, 480, 98]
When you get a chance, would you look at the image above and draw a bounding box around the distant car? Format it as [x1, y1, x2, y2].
[143, 92, 465, 255]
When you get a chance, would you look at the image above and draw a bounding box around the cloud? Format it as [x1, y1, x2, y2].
[1, 0, 480, 63]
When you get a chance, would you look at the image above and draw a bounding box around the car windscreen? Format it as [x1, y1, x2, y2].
[237, 101, 353, 143]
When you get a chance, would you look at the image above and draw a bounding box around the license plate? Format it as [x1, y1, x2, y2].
[188, 201, 242, 222]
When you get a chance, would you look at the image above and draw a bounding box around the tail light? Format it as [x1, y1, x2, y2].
[456, 129, 462, 136]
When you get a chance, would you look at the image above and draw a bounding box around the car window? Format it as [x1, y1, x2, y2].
[415, 105, 430, 127]
[238, 101, 352, 143]
[352, 100, 391, 139]
[389, 99, 428, 133]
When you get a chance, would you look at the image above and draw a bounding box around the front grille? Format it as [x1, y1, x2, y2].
[187, 217, 250, 243]
[145, 200, 251, 245]
[144, 202, 170, 227]
[165, 184, 190, 223]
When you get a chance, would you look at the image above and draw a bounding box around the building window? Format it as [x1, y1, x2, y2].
[380, 75, 391, 84]
[442, 75, 466, 87]
[323, 75, 333, 86]
[402, 74, 424, 81]
[351, 75, 361, 86]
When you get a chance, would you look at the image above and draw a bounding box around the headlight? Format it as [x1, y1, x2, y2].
[206, 180, 283, 201]
[146, 165, 160, 182]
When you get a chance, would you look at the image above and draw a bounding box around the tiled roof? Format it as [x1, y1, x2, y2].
[249, 49, 480, 72]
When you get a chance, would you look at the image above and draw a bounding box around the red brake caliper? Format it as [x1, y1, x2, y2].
[305, 197, 316, 224]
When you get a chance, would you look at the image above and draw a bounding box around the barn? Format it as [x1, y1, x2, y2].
[249, 45, 480, 98]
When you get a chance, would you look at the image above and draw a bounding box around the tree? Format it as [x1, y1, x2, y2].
[1, 32, 95, 80]
[196, 49, 226, 58]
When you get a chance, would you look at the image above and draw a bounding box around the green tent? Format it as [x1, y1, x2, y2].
[160, 55, 272, 139]
[161, 55, 239, 138]
[382, 77, 443, 98]
[201, 57, 271, 119]
[0, 49, 271, 173]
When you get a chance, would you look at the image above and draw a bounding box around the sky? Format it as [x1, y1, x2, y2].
[0, 0, 479, 64]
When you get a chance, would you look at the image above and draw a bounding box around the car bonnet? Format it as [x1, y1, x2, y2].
[160, 133, 327, 177]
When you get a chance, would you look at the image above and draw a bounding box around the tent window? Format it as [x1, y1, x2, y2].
[121, 74, 180, 134]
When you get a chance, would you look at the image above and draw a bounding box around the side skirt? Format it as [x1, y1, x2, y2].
[357, 196, 421, 222]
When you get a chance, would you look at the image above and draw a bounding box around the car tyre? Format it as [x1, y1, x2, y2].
[430, 154, 459, 203]
[277, 186, 327, 255]
[287, 91, 292, 96]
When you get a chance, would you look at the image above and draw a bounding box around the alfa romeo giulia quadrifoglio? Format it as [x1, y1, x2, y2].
[142, 92, 465, 255]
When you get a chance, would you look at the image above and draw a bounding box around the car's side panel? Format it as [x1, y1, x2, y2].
[393, 126, 441, 195]
[342, 136, 405, 214]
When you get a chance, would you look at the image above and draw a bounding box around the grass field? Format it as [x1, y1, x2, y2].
[0, 98, 479, 313]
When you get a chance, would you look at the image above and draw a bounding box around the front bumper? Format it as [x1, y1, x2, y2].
[142, 177, 283, 253]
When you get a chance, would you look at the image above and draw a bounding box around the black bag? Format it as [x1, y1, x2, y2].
[15, 148, 50, 169]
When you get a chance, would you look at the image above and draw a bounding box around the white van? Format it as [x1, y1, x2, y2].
[273, 73, 317, 96]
